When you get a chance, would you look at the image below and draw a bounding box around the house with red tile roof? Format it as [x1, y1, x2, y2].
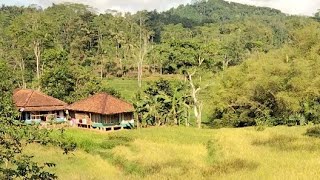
[67, 93, 134, 128]
[13, 89, 67, 122]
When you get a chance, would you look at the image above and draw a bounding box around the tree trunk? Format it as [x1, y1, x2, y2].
[186, 107, 190, 127]
[187, 71, 203, 129]
[137, 61, 142, 88]
[33, 40, 41, 81]
[194, 103, 203, 128]
[173, 112, 178, 125]
[18, 58, 26, 88]
[138, 15, 143, 88]
[223, 55, 230, 71]
[119, 58, 123, 73]
[192, 95, 202, 128]
[137, 114, 140, 129]
[100, 65, 103, 79]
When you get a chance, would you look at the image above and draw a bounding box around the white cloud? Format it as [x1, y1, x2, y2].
[27, 0, 192, 13]
[26, 0, 320, 16]
[228, 0, 320, 16]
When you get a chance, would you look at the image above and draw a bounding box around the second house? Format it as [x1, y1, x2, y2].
[67, 93, 135, 129]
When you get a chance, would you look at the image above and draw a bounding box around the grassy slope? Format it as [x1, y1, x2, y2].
[24, 126, 320, 179]
[102, 75, 185, 101]
[24, 144, 124, 180]
[102, 78, 140, 102]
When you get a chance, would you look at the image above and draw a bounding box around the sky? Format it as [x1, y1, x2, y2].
[228, 0, 320, 16]
[1, 0, 319, 16]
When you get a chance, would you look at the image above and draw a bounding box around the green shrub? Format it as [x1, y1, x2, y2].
[100, 135, 134, 149]
[78, 140, 97, 153]
[305, 126, 320, 138]
[269, 118, 285, 126]
[255, 126, 266, 131]
[287, 114, 306, 126]
[251, 134, 299, 151]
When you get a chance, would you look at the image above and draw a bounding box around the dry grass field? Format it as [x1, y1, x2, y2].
[24, 126, 320, 179]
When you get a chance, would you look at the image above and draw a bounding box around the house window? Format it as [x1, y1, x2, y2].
[123, 113, 133, 121]
[92, 114, 101, 123]
[103, 114, 119, 124]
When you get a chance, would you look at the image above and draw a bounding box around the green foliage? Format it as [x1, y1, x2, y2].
[305, 126, 320, 138]
[41, 65, 76, 101]
[135, 79, 190, 126]
[0, 1, 295, 87]
[2, 155, 57, 179]
[162, 0, 283, 28]
[0, 60, 76, 179]
[209, 22, 320, 127]
[41, 64, 121, 103]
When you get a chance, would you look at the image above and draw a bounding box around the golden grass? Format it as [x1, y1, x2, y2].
[23, 144, 124, 180]
[215, 126, 320, 179]
[22, 126, 320, 179]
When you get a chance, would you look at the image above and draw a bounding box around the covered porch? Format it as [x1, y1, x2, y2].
[21, 110, 66, 124]
[70, 111, 134, 131]
[13, 89, 68, 125]
[67, 93, 135, 131]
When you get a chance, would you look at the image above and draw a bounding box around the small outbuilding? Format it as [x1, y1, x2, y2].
[67, 93, 134, 129]
[13, 89, 67, 123]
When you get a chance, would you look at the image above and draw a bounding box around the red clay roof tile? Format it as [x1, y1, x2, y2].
[67, 93, 134, 115]
[13, 89, 67, 111]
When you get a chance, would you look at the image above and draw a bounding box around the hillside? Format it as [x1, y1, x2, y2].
[2, 0, 320, 179]
[0, 0, 319, 126]
[162, 0, 284, 27]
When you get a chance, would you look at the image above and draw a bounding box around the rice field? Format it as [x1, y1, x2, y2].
[24, 126, 320, 179]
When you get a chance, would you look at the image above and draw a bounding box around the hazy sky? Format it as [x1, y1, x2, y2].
[228, 0, 320, 16]
[1, 0, 319, 16]
[27, 0, 191, 12]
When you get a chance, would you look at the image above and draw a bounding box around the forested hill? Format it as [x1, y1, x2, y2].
[144, 0, 286, 42]
[160, 0, 284, 28]
[1, 0, 320, 127]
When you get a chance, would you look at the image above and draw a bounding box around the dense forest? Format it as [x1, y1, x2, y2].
[1, 0, 320, 127]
